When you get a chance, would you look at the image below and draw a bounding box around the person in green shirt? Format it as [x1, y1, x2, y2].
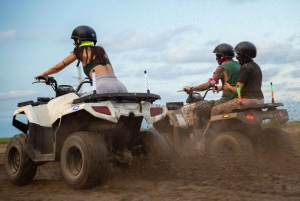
[211, 41, 264, 116]
[182, 43, 240, 130]
[183, 43, 241, 105]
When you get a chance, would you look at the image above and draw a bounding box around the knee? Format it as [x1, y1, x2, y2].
[211, 104, 221, 116]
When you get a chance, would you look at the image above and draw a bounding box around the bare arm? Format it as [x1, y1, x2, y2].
[183, 66, 224, 92]
[183, 81, 211, 92]
[213, 66, 224, 81]
[34, 53, 77, 80]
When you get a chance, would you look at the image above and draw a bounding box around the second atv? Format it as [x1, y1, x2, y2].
[154, 89, 294, 170]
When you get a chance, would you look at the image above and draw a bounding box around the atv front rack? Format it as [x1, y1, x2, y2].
[73, 93, 161, 104]
[17, 97, 55, 107]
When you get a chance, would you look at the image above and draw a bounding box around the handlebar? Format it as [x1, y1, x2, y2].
[32, 76, 92, 95]
[32, 76, 57, 91]
[32, 76, 47, 84]
[178, 88, 212, 102]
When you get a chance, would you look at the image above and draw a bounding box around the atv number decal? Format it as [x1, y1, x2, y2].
[175, 114, 186, 126]
[73, 106, 79, 111]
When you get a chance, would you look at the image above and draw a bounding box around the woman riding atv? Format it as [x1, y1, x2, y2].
[211, 41, 264, 116]
[34, 25, 127, 95]
[182, 43, 241, 129]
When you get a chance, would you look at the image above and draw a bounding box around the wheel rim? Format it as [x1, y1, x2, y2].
[66, 146, 82, 176]
[219, 142, 234, 154]
[8, 147, 20, 174]
[214, 141, 235, 156]
[212, 141, 237, 165]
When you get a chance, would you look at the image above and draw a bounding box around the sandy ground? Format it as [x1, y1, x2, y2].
[1, 127, 300, 201]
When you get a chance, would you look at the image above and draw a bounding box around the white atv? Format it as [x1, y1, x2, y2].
[5, 76, 171, 189]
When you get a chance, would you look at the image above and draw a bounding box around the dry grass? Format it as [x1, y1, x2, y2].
[0, 138, 11, 144]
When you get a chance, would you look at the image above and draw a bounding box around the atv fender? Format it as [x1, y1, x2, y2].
[13, 93, 79, 127]
[167, 110, 188, 129]
[154, 110, 188, 154]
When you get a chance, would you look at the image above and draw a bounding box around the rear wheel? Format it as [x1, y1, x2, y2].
[60, 132, 108, 189]
[5, 134, 37, 185]
[255, 128, 295, 172]
[135, 130, 172, 169]
[210, 131, 254, 169]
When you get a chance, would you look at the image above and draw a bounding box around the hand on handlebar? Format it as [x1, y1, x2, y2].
[183, 86, 192, 93]
[34, 74, 49, 82]
[212, 85, 222, 94]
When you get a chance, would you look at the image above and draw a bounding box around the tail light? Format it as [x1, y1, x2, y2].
[150, 107, 163, 117]
[277, 110, 289, 123]
[246, 114, 254, 120]
[92, 106, 111, 115]
[279, 112, 284, 117]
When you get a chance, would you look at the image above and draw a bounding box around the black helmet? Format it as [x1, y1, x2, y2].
[234, 41, 256, 58]
[213, 43, 234, 57]
[71, 25, 97, 44]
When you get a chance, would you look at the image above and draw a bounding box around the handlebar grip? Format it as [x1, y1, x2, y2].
[36, 76, 47, 81]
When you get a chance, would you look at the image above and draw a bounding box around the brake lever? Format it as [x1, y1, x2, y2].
[32, 80, 46, 84]
[213, 86, 219, 93]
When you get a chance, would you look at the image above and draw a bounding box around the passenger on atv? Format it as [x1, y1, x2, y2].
[211, 41, 264, 116]
[182, 43, 240, 128]
[34, 25, 127, 95]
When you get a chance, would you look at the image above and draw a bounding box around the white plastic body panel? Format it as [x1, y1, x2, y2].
[13, 93, 166, 126]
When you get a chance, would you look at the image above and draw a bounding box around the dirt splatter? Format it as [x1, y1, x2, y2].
[1, 127, 300, 201]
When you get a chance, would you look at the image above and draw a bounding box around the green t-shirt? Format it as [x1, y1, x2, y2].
[219, 60, 241, 104]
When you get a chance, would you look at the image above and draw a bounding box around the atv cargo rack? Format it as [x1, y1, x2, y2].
[232, 102, 284, 112]
[73, 93, 161, 104]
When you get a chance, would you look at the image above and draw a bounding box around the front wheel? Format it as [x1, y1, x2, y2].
[5, 134, 37, 185]
[210, 131, 254, 169]
[60, 132, 108, 189]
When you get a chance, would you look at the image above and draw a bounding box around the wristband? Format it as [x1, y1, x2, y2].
[209, 77, 219, 86]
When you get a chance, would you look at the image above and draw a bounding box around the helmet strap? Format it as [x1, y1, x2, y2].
[216, 54, 232, 65]
[73, 39, 81, 47]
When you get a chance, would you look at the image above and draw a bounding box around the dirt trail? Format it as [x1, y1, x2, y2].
[1, 127, 300, 201]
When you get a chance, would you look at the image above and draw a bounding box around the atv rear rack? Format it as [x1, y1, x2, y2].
[232, 102, 284, 112]
[73, 93, 161, 104]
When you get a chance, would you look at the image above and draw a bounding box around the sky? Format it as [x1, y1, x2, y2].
[0, 0, 300, 137]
